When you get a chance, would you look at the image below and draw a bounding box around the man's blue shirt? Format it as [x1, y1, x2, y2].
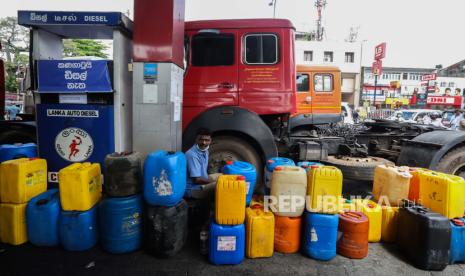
[185, 144, 209, 196]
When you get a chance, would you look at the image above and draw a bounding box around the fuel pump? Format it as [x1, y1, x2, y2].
[18, 11, 133, 183]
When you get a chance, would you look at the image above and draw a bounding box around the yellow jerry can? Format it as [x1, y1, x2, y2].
[58, 163, 102, 211]
[0, 158, 47, 204]
[245, 204, 275, 258]
[381, 206, 399, 243]
[270, 166, 307, 217]
[307, 166, 343, 214]
[0, 203, 28, 245]
[354, 199, 382, 242]
[372, 165, 411, 207]
[419, 171, 465, 219]
[215, 175, 246, 225]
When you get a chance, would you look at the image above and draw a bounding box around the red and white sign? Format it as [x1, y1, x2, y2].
[426, 96, 461, 106]
[421, 73, 437, 82]
[372, 60, 383, 76]
[374, 42, 386, 60]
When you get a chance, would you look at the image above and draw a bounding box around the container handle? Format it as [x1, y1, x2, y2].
[251, 204, 262, 209]
[36, 199, 49, 206]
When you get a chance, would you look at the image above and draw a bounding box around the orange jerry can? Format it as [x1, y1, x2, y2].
[337, 212, 369, 259]
[408, 168, 430, 203]
[274, 215, 301, 253]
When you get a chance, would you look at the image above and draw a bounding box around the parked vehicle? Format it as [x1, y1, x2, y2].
[387, 109, 442, 124]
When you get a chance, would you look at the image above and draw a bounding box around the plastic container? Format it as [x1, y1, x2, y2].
[144, 199, 188, 257]
[104, 152, 142, 197]
[303, 212, 339, 261]
[397, 203, 451, 270]
[408, 168, 430, 203]
[99, 195, 143, 254]
[381, 206, 399, 243]
[209, 221, 245, 265]
[337, 211, 369, 259]
[58, 162, 102, 211]
[449, 218, 465, 264]
[270, 166, 307, 217]
[264, 157, 295, 191]
[215, 175, 246, 225]
[59, 206, 98, 251]
[0, 157, 47, 204]
[372, 165, 412, 206]
[342, 198, 356, 212]
[0, 203, 28, 245]
[419, 171, 465, 219]
[274, 215, 301, 253]
[354, 199, 382, 242]
[245, 204, 274, 258]
[297, 161, 323, 171]
[223, 160, 257, 206]
[306, 166, 343, 214]
[0, 143, 38, 162]
[26, 189, 60, 247]
[143, 150, 186, 207]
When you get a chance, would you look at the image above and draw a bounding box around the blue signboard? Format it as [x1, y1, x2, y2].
[36, 104, 115, 183]
[18, 11, 122, 26]
[37, 60, 113, 93]
[143, 63, 158, 81]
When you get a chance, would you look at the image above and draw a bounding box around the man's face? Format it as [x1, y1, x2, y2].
[196, 135, 212, 150]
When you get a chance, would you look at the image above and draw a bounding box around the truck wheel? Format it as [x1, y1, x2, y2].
[324, 156, 394, 181]
[436, 146, 465, 178]
[209, 136, 263, 192]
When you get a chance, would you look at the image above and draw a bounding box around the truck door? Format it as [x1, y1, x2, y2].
[296, 72, 312, 114]
[184, 30, 239, 110]
[311, 72, 341, 117]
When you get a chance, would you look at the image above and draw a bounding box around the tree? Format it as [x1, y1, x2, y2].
[63, 39, 109, 59]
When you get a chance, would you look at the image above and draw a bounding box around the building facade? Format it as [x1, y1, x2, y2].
[295, 40, 362, 107]
[361, 67, 434, 105]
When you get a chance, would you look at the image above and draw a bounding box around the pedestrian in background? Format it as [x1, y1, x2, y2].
[450, 109, 464, 130]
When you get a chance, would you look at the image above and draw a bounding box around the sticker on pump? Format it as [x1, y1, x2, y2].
[55, 127, 94, 162]
[217, 236, 236, 251]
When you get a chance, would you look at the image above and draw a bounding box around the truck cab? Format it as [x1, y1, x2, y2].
[290, 65, 342, 132]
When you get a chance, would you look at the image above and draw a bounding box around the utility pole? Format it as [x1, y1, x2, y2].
[269, 0, 278, 18]
[315, 0, 327, 41]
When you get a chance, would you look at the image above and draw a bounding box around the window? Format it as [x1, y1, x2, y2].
[304, 51, 313, 62]
[244, 34, 278, 64]
[192, 33, 234, 66]
[314, 74, 333, 92]
[296, 73, 309, 92]
[449, 82, 455, 87]
[323, 51, 333, 62]
[403, 73, 408, 80]
[440, 82, 447, 87]
[345, 52, 354, 63]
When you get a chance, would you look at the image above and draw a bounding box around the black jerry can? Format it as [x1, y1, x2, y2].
[104, 152, 142, 197]
[397, 202, 451, 271]
[144, 199, 188, 257]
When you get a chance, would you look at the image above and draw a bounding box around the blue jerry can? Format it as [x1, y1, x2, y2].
[223, 160, 257, 206]
[144, 151, 186, 206]
[209, 221, 245, 265]
[450, 218, 465, 264]
[59, 206, 98, 251]
[303, 212, 339, 261]
[0, 143, 38, 162]
[99, 195, 143, 254]
[264, 157, 295, 194]
[26, 189, 60, 246]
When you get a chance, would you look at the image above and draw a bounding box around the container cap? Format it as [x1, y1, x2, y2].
[301, 165, 308, 169]
[267, 160, 274, 164]
[345, 199, 352, 203]
[251, 204, 262, 209]
[310, 165, 319, 169]
[237, 176, 246, 181]
[226, 160, 233, 165]
[29, 157, 39, 160]
[367, 203, 375, 208]
[274, 166, 282, 171]
[452, 218, 464, 227]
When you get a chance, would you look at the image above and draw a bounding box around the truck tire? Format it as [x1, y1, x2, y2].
[324, 156, 394, 181]
[436, 146, 465, 178]
[209, 136, 263, 192]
